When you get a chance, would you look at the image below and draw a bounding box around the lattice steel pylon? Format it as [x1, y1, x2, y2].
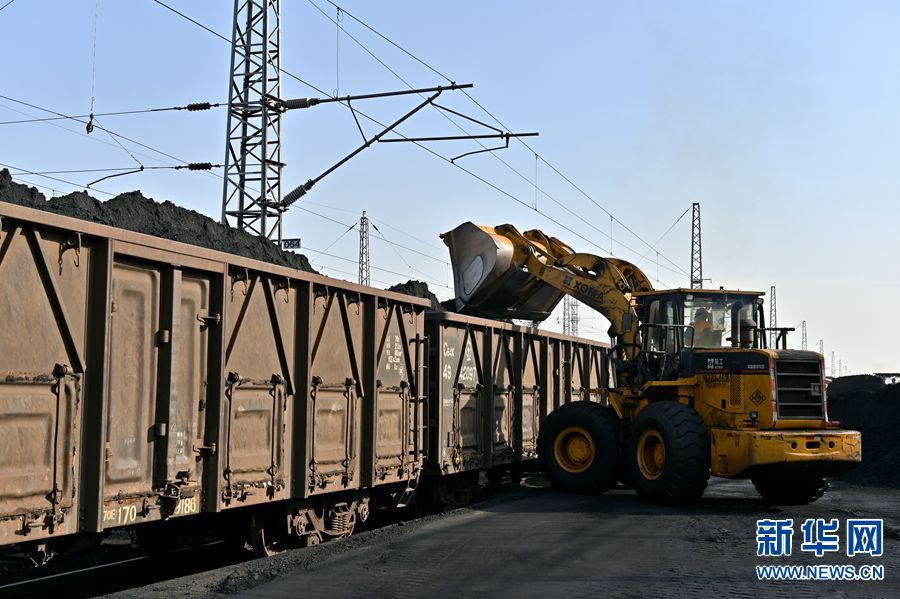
[359, 211, 370, 286]
[562, 296, 579, 337]
[221, 0, 284, 240]
[690, 202, 703, 289]
[768, 285, 777, 349]
[801, 320, 807, 350]
[831, 351, 836, 377]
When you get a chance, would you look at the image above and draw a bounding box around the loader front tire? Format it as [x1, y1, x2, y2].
[628, 401, 710, 504]
[538, 401, 621, 493]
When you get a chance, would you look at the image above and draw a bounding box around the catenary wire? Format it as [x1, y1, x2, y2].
[0, 99, 189, 170]
[305, 1, 658, 264]
[0, 95, 224, 186]
[0, 102, 223, 125]
[2, 161, 115, 196]
[317, 1, 689, 277]
[638, 206, 691, 262]
[298, 207, 449, 287]
[0, 94, 196, 166]
[150, 2, 672, 285]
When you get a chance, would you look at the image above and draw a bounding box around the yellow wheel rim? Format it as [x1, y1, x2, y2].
[553, 426, 596, 474]
[637, 429, 666, 481]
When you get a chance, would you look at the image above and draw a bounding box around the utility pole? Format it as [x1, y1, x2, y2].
[690, 202, 703, 289]
[222, 0, 284, 240]
[768, 285, 777, 349]
[801, 320, 807, 350]
[358, 210, 370, 286]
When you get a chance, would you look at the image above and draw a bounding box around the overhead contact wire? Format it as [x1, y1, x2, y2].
[318, 0, 688, 276]
[303, 1, 680, 279]
[153, 1, 672, 284]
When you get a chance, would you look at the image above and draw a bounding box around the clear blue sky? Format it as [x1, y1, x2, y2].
[1, 1, 898, 373]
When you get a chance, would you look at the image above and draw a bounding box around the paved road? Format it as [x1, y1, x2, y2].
[216, 479, 898, 599]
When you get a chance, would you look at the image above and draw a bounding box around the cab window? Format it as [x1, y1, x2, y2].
[645, 299, 678, 353]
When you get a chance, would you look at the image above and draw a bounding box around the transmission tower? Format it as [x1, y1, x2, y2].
[768, 285, 777, 348]
[831, 351, 835, 377]
[358, 211, 370, 286]
[562, 297, 579, 337]
[801, 320, 807, 350]
[221, 0, 284, 240]
[690, 202, 703, 289]
[817, 339, 824, 354]
[839, 359, 843, 377]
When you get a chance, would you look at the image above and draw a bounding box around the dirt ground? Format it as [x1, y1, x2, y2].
[112, 478, 899, 599]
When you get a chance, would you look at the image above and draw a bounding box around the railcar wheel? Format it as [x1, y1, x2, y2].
[752, 476, 829, 505]
[537, 401, 621, 493]
[250, 509, 290, 557]
[628, 401, 710, 504]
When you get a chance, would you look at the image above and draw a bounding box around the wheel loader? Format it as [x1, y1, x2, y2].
[441, 222, 861, 504]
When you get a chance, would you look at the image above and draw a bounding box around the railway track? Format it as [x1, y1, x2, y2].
[0, 474, 529, 598]
[0, 540, 241, 598]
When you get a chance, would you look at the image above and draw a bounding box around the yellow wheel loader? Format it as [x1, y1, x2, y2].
[441, 222, 860, 504]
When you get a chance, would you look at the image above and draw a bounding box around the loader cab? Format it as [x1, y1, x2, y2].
[634, 289, 765, 380]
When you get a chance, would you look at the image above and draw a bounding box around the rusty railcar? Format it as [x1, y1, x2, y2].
[424, 312, 611, 487]
[0, 201, 428, 559]
[0, 199, 613, 563]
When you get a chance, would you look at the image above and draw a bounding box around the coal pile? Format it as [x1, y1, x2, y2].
[0, 169, 316, 273]
[827, 375, 900, 487]
[387, 280, 446, 312]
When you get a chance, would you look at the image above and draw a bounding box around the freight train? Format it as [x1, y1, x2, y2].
[0, 201, 609, 565]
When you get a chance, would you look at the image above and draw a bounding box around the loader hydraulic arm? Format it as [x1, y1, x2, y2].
[493, 224, 653, 366]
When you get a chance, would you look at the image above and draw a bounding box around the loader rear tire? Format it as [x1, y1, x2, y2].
[628, 401, 710, 504]
[538, 401, 621, 493]
[752, 476, 829, 505]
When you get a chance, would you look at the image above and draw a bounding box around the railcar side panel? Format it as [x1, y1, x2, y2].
[371, 301, 424, 486]
[487, 329, 516, 467]
[220, 270, 293, 508]
[302, 284, 364, 496]
[520, 332, 545, 459]
[0, 224, 86, 545]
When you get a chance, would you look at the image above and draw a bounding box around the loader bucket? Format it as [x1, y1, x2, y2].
[441, 222, 564, 321]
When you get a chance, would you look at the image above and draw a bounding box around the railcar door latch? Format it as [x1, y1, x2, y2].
[197, 312, 221, 328]
[193, 440, 217, 455]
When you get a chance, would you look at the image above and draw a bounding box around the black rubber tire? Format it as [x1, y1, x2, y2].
[628, 401, 710, 504]
[752, 476, 829, 505]
[537, 401, 621, 493]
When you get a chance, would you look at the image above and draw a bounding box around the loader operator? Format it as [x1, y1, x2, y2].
[688, 308, 714, 347]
